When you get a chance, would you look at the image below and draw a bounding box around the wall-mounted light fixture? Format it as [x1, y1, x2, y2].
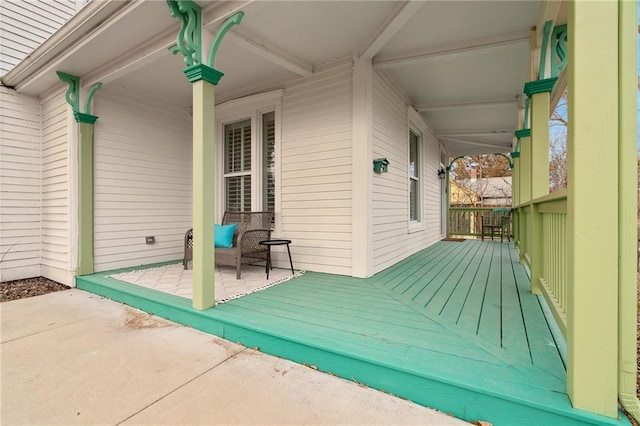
[437, 168, 446, 180]
[373, 158, 390, 173]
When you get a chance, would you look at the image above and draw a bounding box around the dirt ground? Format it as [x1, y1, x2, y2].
[0, 276, 70, 302]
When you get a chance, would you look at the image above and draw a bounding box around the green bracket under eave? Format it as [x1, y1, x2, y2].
[56, 71, 102, 122]
[167, 0, 244, 85]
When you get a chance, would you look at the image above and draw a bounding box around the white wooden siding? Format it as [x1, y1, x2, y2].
[92, 87, 192, 272]
[372, 71, 442, 273]
[0, 0, 76, 76]
[279, 58, 353, 275]
[40, 88, 73, 285]
[0, 87, 41, 281]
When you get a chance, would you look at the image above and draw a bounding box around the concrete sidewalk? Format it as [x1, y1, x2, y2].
[1, 289, 469, 425]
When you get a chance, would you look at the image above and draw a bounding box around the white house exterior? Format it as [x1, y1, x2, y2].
[1, 0, 81, 283]
[1, 1, 456, 284]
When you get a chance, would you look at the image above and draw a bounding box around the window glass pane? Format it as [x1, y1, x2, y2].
[262, 111, 276, 213]
[224, 119, 251, 174]
[224, 118, 252, 212]
[410, 179, 418, 221]
[409, 131, 419, 178]
[225, 175, 252, 212]
[409, 130, 420, 222]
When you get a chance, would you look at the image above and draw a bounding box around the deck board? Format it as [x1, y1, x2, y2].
[77, 240, 629, 425]
[500, 242, 532, 360]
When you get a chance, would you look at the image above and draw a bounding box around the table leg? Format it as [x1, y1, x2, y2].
[286, 243, 294, 275]
[266, 247, 271, 279]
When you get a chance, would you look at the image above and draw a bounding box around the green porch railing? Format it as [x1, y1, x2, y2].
[513, 190, 568, 336]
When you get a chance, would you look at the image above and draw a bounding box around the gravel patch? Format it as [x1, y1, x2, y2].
[0, 277, 70, 302]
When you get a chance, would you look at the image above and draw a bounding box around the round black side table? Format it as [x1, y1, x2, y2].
[259, 239, 294, 279]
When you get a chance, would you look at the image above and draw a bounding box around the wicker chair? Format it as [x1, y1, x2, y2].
[183, 211, 273, 279]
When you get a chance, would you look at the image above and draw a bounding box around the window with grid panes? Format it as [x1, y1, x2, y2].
[222, 113, 276, 214]
[224, 119, 252, 212]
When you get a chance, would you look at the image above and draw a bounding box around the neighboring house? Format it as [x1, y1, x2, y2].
[450, 176, 512, 207]
[0, 1, 637, 424]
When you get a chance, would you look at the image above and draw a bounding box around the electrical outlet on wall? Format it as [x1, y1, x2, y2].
[145, 236, 155, 244]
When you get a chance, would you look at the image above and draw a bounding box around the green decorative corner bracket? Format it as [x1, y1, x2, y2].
[551, 24, 567, 78]
[167, 0, 244, 85]
[57, 71, 102, 124]
[493, 152, 514, 169]
[446, 155, 466, 172]
[539, 20, 568, 80]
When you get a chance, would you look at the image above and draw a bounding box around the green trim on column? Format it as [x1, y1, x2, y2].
[77, 122, 94, 275]
[524, 77, 558, 97]
[74, 112, 98, 124]
[566, 0, 619, 416]
[524, 97, 530, 129]
[208, 11, 244, 68]
[515, 129, 530, 139]
[510, 151, 520, 159]
[539, 20, 554, 79]
[167, 0, 202, 66]
[191, 79, 215, 311]
[183, 63, 224, 85]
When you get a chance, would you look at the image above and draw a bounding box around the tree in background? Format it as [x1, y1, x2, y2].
[550, 89, 568, 193]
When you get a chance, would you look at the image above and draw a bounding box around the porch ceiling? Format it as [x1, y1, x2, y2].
[10, 0, 543, 157]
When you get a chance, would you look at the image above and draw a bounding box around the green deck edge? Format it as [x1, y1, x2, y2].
[76, 272, 630, 426]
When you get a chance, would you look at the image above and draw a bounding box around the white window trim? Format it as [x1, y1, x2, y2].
[408, 126, 423, 233]
[407, 108, 428, 234]
[215, 90, 283, 231]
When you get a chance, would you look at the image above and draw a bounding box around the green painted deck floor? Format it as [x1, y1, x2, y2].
[77, 240, 629, 425]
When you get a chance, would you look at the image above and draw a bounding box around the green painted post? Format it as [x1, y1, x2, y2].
[191, 78, 215, 310]
[618, 0, 640, 419]
[57, 72, 101, 276]
[524, 79, 555, 295]
[168, 1, 243, 310]
[518, 134, 531, 264]
[566, 0, 619, 417]
[77, 122, 95, 275]
[512, 156, 520, 245]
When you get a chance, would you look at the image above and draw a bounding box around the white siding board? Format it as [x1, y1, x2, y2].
[0, 0, 76, 76]
[92, 87, 192, 272]
[371, 72, 442, 274]
[40, 89, 73, 285]
[0, 87, 41, 281]
[278, 59, 353, 274]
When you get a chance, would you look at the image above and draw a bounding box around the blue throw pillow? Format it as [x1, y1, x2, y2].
[214, 223, 238, 248]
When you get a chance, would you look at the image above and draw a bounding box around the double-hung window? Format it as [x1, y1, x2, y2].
[217, 91, 281, 222]
[409, 129, 421, 222]
[223, 119, 252, 212]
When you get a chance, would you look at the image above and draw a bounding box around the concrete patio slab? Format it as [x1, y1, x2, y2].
[0, 289, 469, 425]
[123, 348, 466, 425]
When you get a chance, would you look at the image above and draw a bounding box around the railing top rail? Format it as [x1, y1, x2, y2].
[449, 207, 507, 211]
